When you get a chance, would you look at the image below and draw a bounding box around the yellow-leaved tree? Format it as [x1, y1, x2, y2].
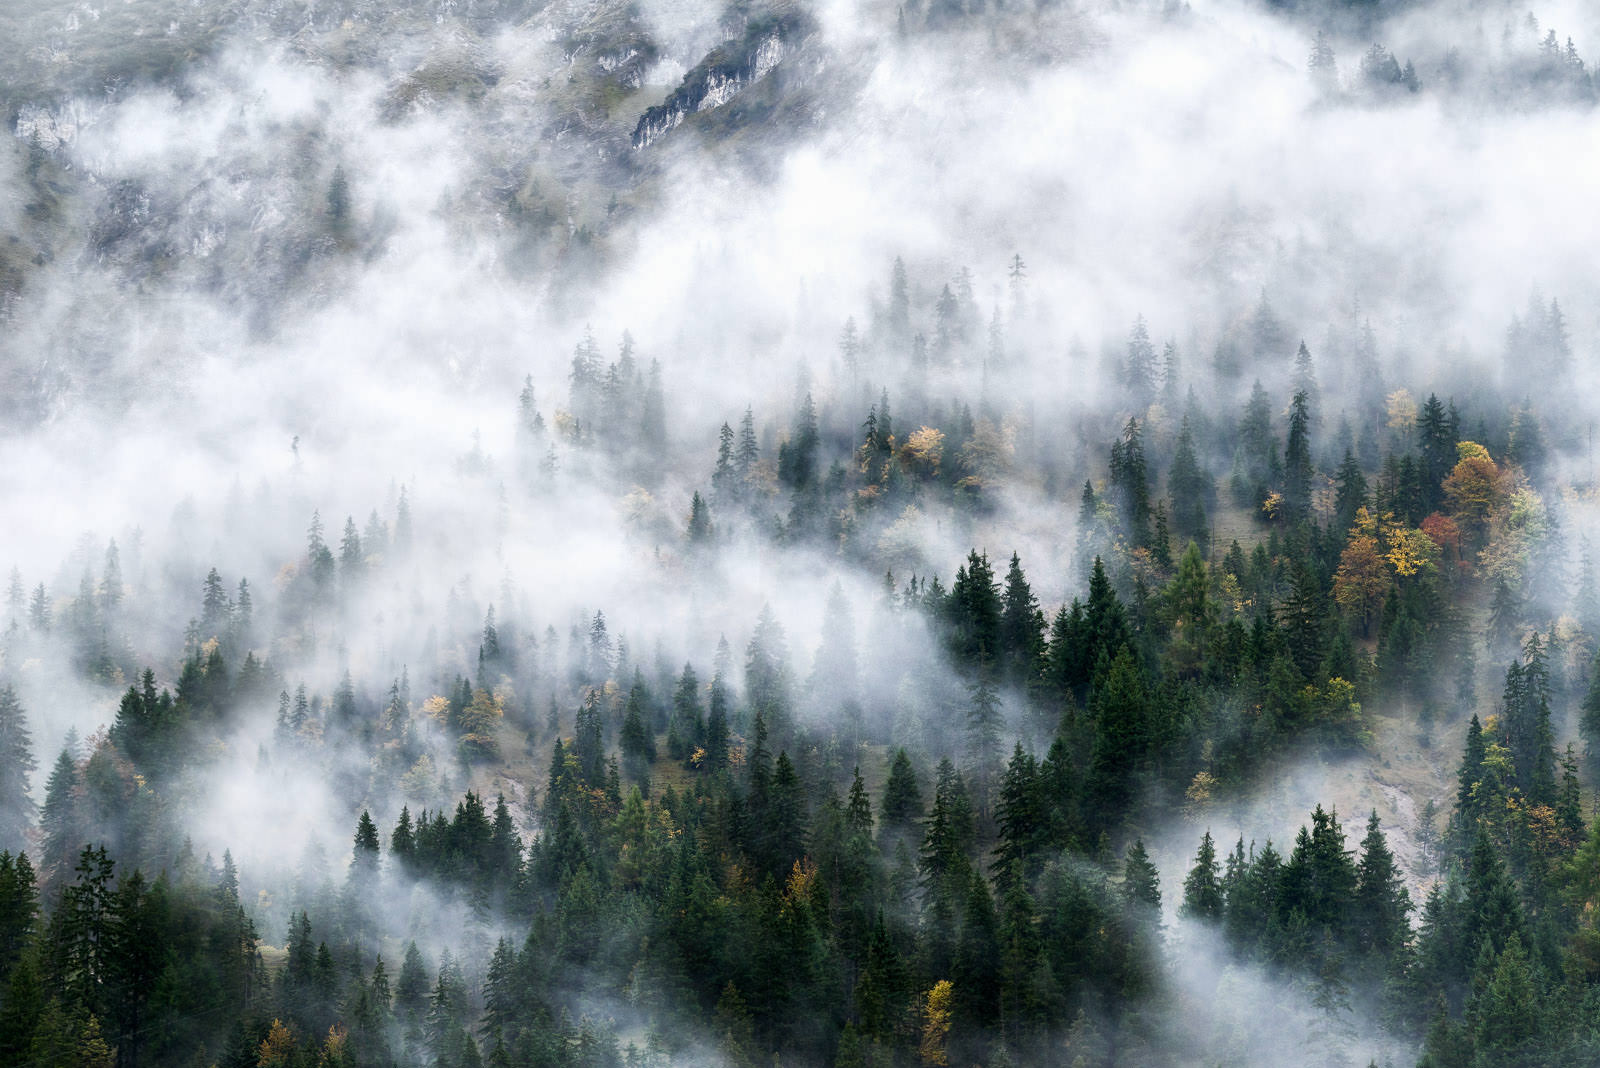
[899, 426, 945, 479]
[1333, 508, 1389, 636]
[258, 1018, 296, 1068]
[1442, 441, 1505, 550]
[920, 980, 954, 1065]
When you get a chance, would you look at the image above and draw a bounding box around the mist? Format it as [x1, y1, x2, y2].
[4, 0, 1600, 1065]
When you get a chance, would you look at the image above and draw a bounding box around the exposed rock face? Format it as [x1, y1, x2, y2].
[14, 106, 78, 152]
[631, 8, 811, 150]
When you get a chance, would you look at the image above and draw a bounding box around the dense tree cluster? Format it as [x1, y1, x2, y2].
[4, 225, 1600, 1068]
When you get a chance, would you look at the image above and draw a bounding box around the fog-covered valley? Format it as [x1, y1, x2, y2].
[5, 0, 1600, 1065]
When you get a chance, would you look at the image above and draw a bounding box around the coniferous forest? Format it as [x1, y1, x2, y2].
[5, 0, 1600, 1066]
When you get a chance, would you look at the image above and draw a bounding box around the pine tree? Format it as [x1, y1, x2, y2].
[620, 687, 654, 790]
[483, 937, 517, 1036]
[1182, 831, 1224, 921]
[686, 492, 713, 544]
[712, 423, 737, 501]
[47, 844, 116, 1017]
[0, 689, 35, 854]
[880, 748, 924, 842]
[1292, 340, 1318, 412]
[1109, 418, 1152, 546]
[98, 542, 123, 613]
[1122, 838, 1161, 917]
[952, 870, 1000, 1028]
[1161, 339, 1181, 405]
[201, 568, 229, 635]
[667, 663, 702, 762]
[888, 257, 910, 340]
[745, 605, 792, 741]
[1280, 805, 1357, 937]
[573, 688, 605, 786]
[1279, 561, 1328, 682]
[948, 550, 1002, 669]
[993, 744, 1043, 887]
[920, 759, 976, 890]
[1125, 316, 1158, 406]
[736, 406, 759, 485]
[998, 553, 1044, 688]
[1168, 416, 1211, 552]
[705, 674, 730, 771]
[1333, 449, 1367, 534]
[966, 676, 1004, 815]
[1309, 30, 1338, 90]
[395, 940, 430, 1042]
[39, 743, 83, 888]
[0, 851, 38, 983]
[233, 578, 253, 649]
[1460, 830, 1523, 956]
[1469, 934, 1540, 1063]
[1501, 644, 1557, 805]
[28, 584, 49, 632]
[351, 811, 381, 884]
[1352, 811, 1410, 961]
[1085, 647, 1152, 827]
[764, 751, 806, 878]
[1284, 391, 1313, 521]
[1236, 380, 1275, 508]
[395, 486, 413, 553]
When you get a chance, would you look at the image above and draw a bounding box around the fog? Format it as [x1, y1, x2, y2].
[4, 0, 1599, 1063]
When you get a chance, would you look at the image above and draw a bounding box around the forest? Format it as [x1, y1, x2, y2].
[5, 0, 1600, 1067]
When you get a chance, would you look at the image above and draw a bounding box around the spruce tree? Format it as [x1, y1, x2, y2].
[0, 688, 35, 854]
[880, 749, 923, 841]
[1122, 838, 1161, 917]
[39, 743, 83, 888]
[993, 744, 1043, 887]
[966, 675, 1004, 815]
[1109, 418, 1152, 546]
[998, 553, 1044, 687]
[352, 810, 381, 884]
[620, 688, 654, 790]
[1182, 831, 1224, 921]
[1085, 647, 1151, 827]
[1168, 416, 1211, 552]
[1284, 390, 1313, 521]
[704, 674, 730, 772]
[1352, 811, 1411, 961]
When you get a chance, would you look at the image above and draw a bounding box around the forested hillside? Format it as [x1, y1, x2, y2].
[4, 0, 1600, 1066]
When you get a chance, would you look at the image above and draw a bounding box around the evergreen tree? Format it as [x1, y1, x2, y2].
[1333, 449, 1367, 534]
[736, 407, 759, 485]
[948, 550, 1002, 669]
[966, 676, 1004, 815]
[705, 674, 730, 772]
[0, 688, 35, 854]
[1168, 416, 1211, 553]
[712, 423, 737, 501]
[687, 492, 713, 544]
[1284, 390, 1313, 521]
[880, 749, 923, 844]
[1182, 831, 1224, 921]
[1085, 647, 1153, 828]
[764, 751, 806, 878]
[39, 744, 83, 888]
[993, 744, 1044, 887]
[1122, 838, 1161, 917]
[1125, 316, 1158, 406]
[1352, 811, 1410, 961]
[998, 553, 1045, 688]
[620, 686, 654, 789]
[351, 810, 381, 884]
[1109, 419, 1152, 546]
